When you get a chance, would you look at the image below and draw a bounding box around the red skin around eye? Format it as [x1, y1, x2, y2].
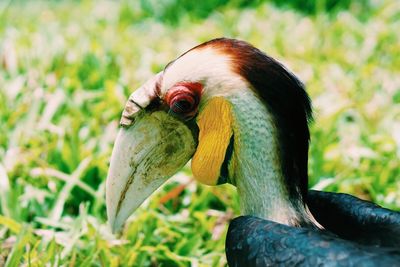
[165, 82, 203, 117]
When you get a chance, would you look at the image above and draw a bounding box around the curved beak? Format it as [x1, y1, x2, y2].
[106, 109, 197, 233]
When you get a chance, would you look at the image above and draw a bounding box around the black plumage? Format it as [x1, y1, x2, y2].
[308, 190, 400, 248]
[226, 193, 400, 267]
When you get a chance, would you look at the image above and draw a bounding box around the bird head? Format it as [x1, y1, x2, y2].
[106, 38, 313, 233]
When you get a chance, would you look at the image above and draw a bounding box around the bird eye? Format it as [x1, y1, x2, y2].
[170, 94, 196, 114]
[165, 82, 202, 119]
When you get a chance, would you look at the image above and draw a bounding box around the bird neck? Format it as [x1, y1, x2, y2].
[227, 90, 318, 227]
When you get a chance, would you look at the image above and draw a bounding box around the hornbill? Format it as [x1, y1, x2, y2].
[106, 38, 400, 266]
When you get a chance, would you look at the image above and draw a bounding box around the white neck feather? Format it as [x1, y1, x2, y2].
[227, 89, 318, 227]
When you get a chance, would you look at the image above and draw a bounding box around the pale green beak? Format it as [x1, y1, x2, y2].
[106, 110, 196, 233]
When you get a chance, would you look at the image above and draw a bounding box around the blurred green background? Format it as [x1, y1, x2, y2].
[0, 0, 399, 266]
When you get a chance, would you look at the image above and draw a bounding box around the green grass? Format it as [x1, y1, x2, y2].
[0, 0, 399, 266]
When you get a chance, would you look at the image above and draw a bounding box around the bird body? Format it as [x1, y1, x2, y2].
[227, 190, 400, 266]
[105, 38, 400, 266]
[308, 190, 400, 248]
[227, 216, 400, 267]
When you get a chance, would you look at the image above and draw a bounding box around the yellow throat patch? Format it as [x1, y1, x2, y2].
[191, 97, 233, 185]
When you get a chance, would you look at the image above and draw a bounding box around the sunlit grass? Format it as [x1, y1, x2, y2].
[0, 0, 399, 266]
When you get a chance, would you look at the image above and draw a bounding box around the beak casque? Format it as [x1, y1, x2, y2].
[106, 110, 196, 233]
